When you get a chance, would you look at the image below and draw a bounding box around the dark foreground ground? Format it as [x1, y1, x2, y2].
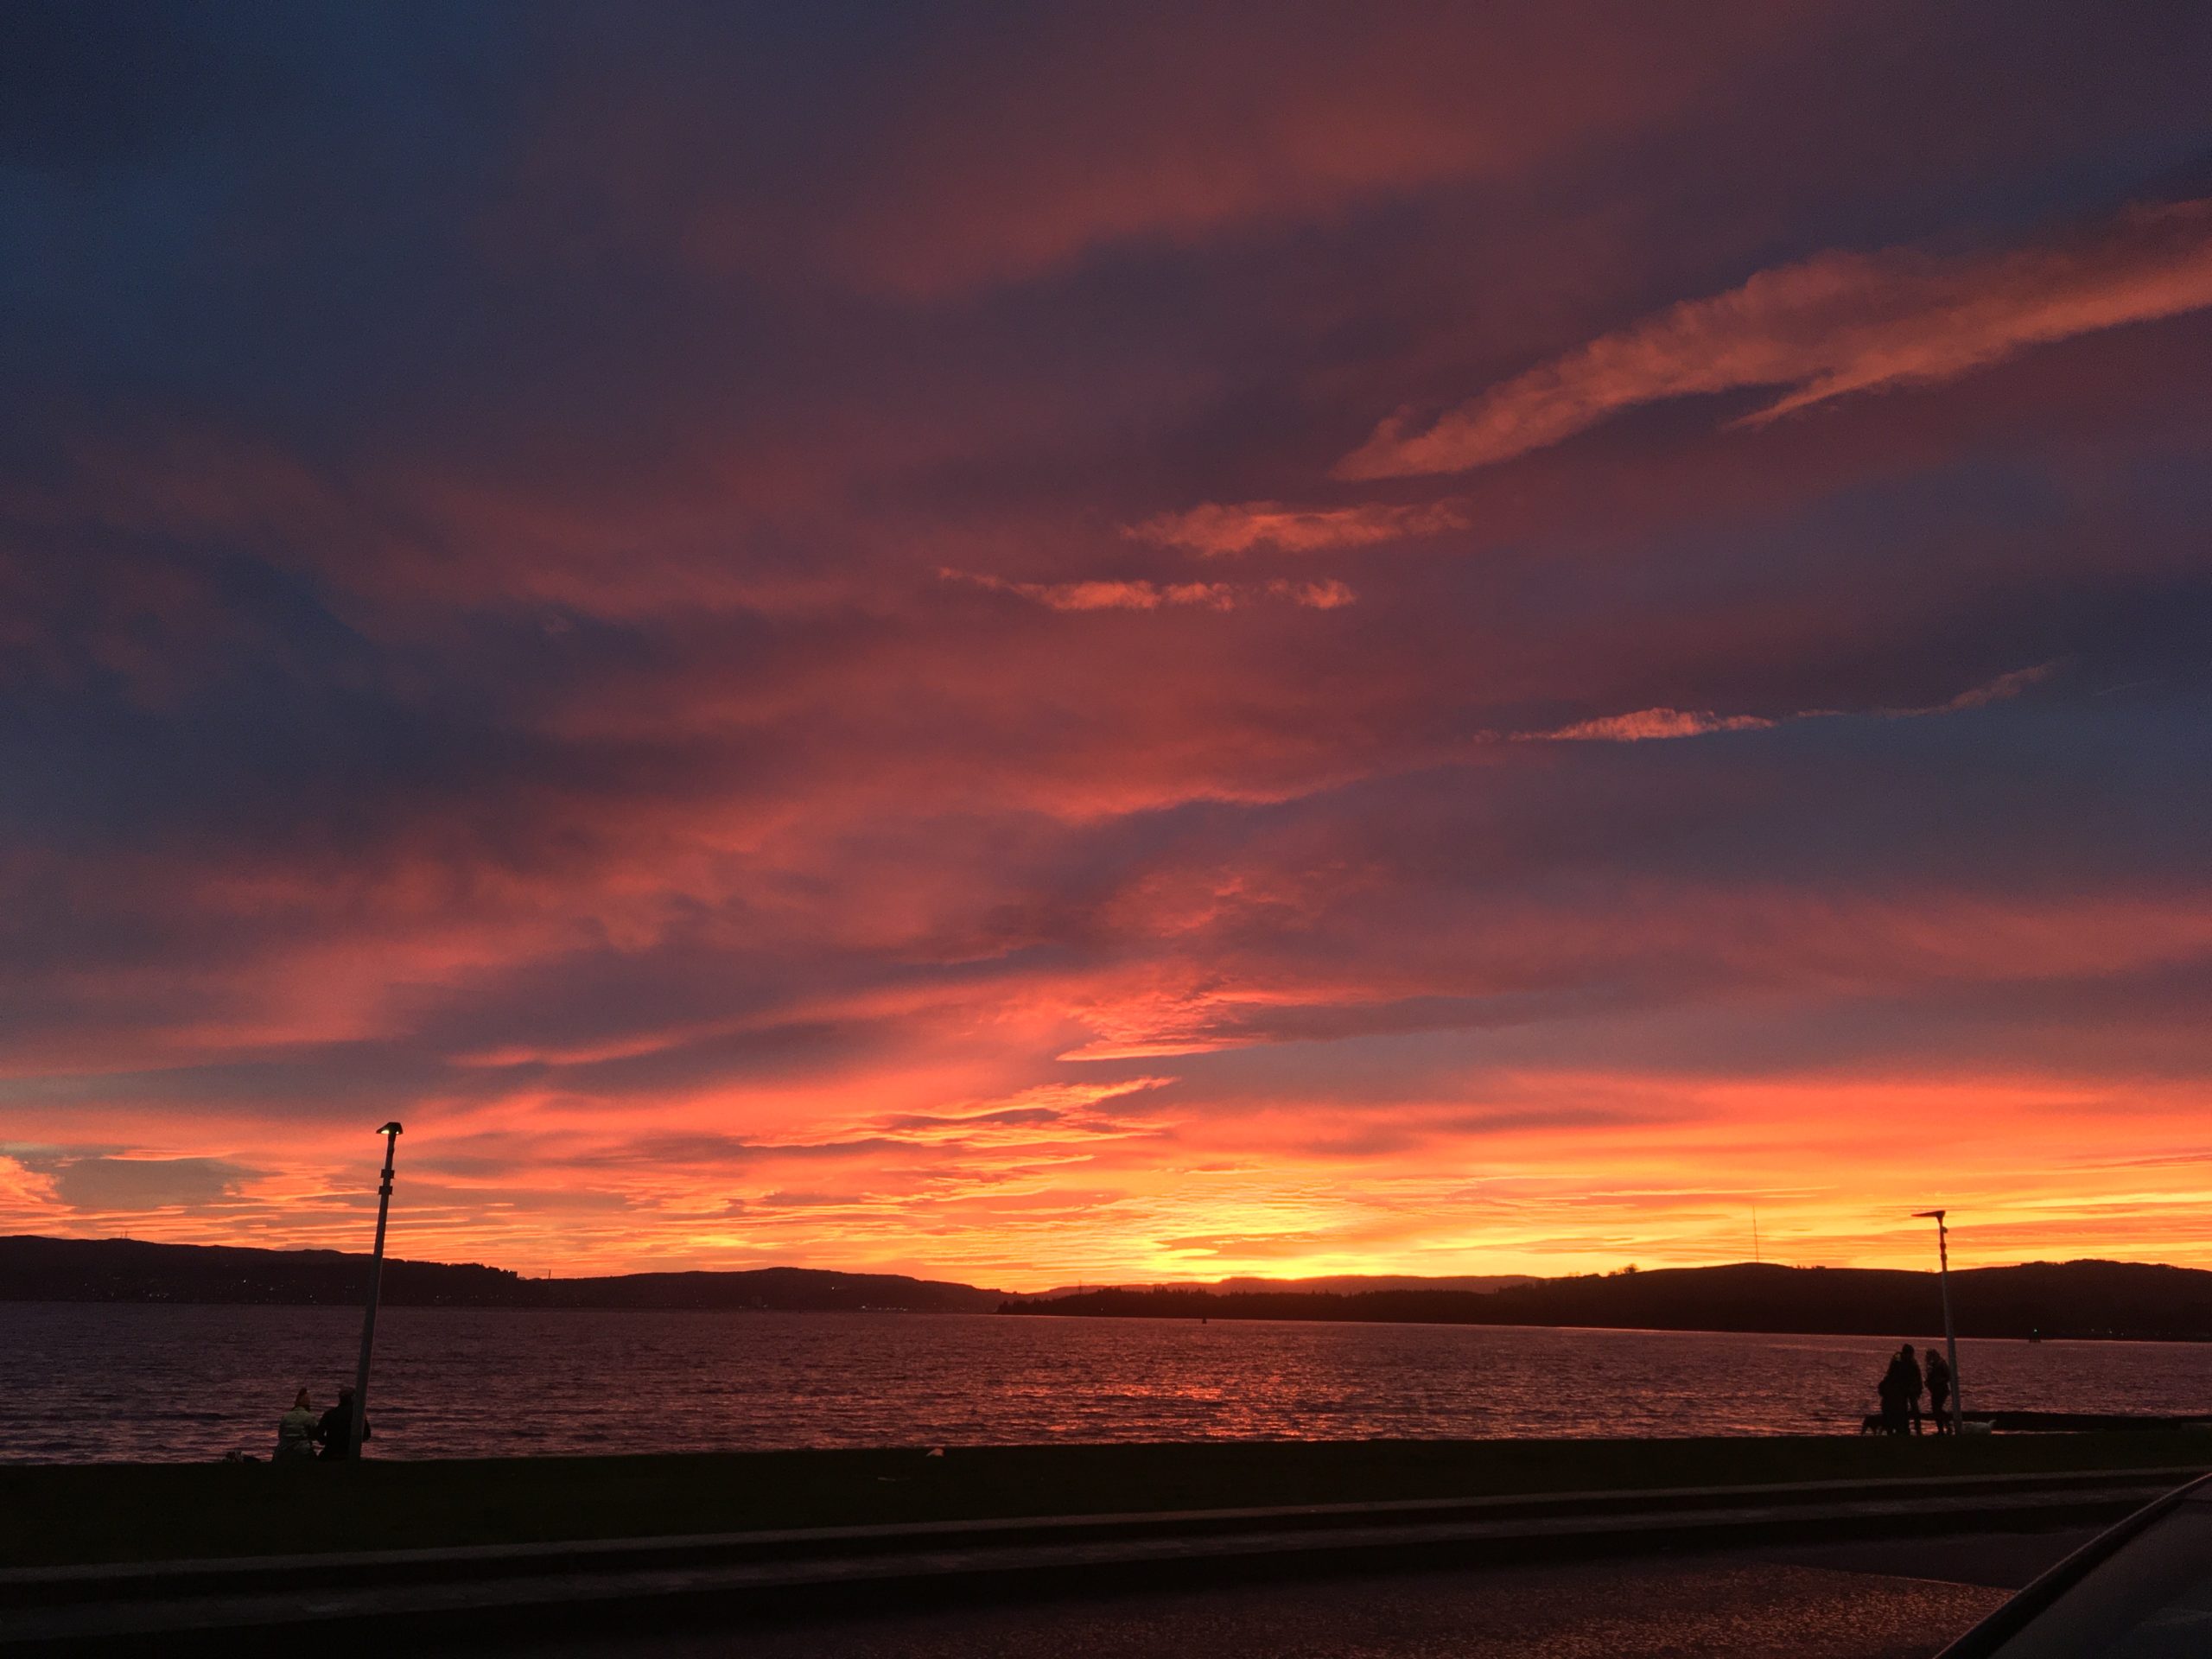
[517, 1527, 2098, 1659]
[4, 1433, 2201, 1567]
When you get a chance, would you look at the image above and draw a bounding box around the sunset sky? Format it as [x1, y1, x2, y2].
[4, 3, 2210, 1287]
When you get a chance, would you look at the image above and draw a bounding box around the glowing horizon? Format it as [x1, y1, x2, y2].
[4, 5, 2210, 1289]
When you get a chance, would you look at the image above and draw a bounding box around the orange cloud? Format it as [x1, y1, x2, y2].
[1129, 499, 1470, 556]
[1526, 664, 2056, 742]
[1540, 709, 1776, 742]
[940, 569, 1353, 612]
[1338, 197, 2212, 479]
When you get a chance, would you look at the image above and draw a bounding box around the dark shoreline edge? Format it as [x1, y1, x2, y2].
[1001, 1262, 2212, 1343]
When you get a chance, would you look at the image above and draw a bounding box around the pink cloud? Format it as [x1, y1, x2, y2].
[1537, 709, 1777, 742]
[1263, 578, 1357, 610]
[1526, 663, 2056, 742]
[772, 5, 1832, 296]
[940, 569, 1353, 613]
[1926, 661, 2057, 713]
[1129, 499, 1470, 556]
[1338, 197, 2212, 479]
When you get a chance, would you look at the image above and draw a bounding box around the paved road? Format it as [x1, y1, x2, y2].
[522, 1526, 2098, 1659]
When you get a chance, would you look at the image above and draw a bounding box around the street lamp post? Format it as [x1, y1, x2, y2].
[1914, 1208, 1962, 1434]
[350, 1122, 403, 1458]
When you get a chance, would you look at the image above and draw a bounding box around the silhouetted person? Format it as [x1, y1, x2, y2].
[1925, 1348, 1953, 1433]
[276, 1389, 318, 1461]
[1889, 1344, 1925, 1435]
[315, 1388, 368, 1459]
[1876, 1355, 1907, 1435]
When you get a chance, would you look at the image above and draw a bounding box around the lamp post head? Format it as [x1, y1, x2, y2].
[1913, 1209, 1945, 1221]
[378, 1122, 404, 1137]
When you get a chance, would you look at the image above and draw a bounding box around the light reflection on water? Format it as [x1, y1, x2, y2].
[3, 1303, 2209, 1462]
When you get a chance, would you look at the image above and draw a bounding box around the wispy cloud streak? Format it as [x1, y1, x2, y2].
[1539, 709, 1775, 742]
[1129, 499, 1468, 556]
[1338, 198, 2212, 479]
[1523, 664, 2058, 742]
[941, 569, 1354, 611]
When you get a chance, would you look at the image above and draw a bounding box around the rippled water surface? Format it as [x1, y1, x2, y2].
[4, 1304, 2209, 1462]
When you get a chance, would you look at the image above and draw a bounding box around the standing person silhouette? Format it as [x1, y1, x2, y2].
[1894, 1344, 1926, 1435]
[1924, 1347, 1954, 1433]
[1876, 1353, 1906, 1434]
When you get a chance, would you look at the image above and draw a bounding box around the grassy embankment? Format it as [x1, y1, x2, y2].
[4, 1433, 2208, 1568]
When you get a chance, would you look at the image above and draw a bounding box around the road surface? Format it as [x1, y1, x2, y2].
[519, 1525, 2096, 1659]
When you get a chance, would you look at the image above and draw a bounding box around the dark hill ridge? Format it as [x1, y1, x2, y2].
[533, 1267, 1005, 1313]
[1002, 1260, 2212, 1343]
[1029, 1273, 1540, 1298]
[0, 1236, 1004, 1312]
[10, 1238, 2212, 1340]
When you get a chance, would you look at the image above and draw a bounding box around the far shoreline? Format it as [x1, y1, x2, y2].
[16, 1297, 2212, 1346]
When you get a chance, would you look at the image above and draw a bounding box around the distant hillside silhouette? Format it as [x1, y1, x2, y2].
[1031, 1273, 1539, 1298]
[1214, 1274, 1539, 1295]
[14, 1238, 2211, 1339]
[0, 1236, 1004, 1313]
[1003, 1261, 2212, 1343]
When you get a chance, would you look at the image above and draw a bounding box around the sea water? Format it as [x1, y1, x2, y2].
[4, 1303, 2208, 1462]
